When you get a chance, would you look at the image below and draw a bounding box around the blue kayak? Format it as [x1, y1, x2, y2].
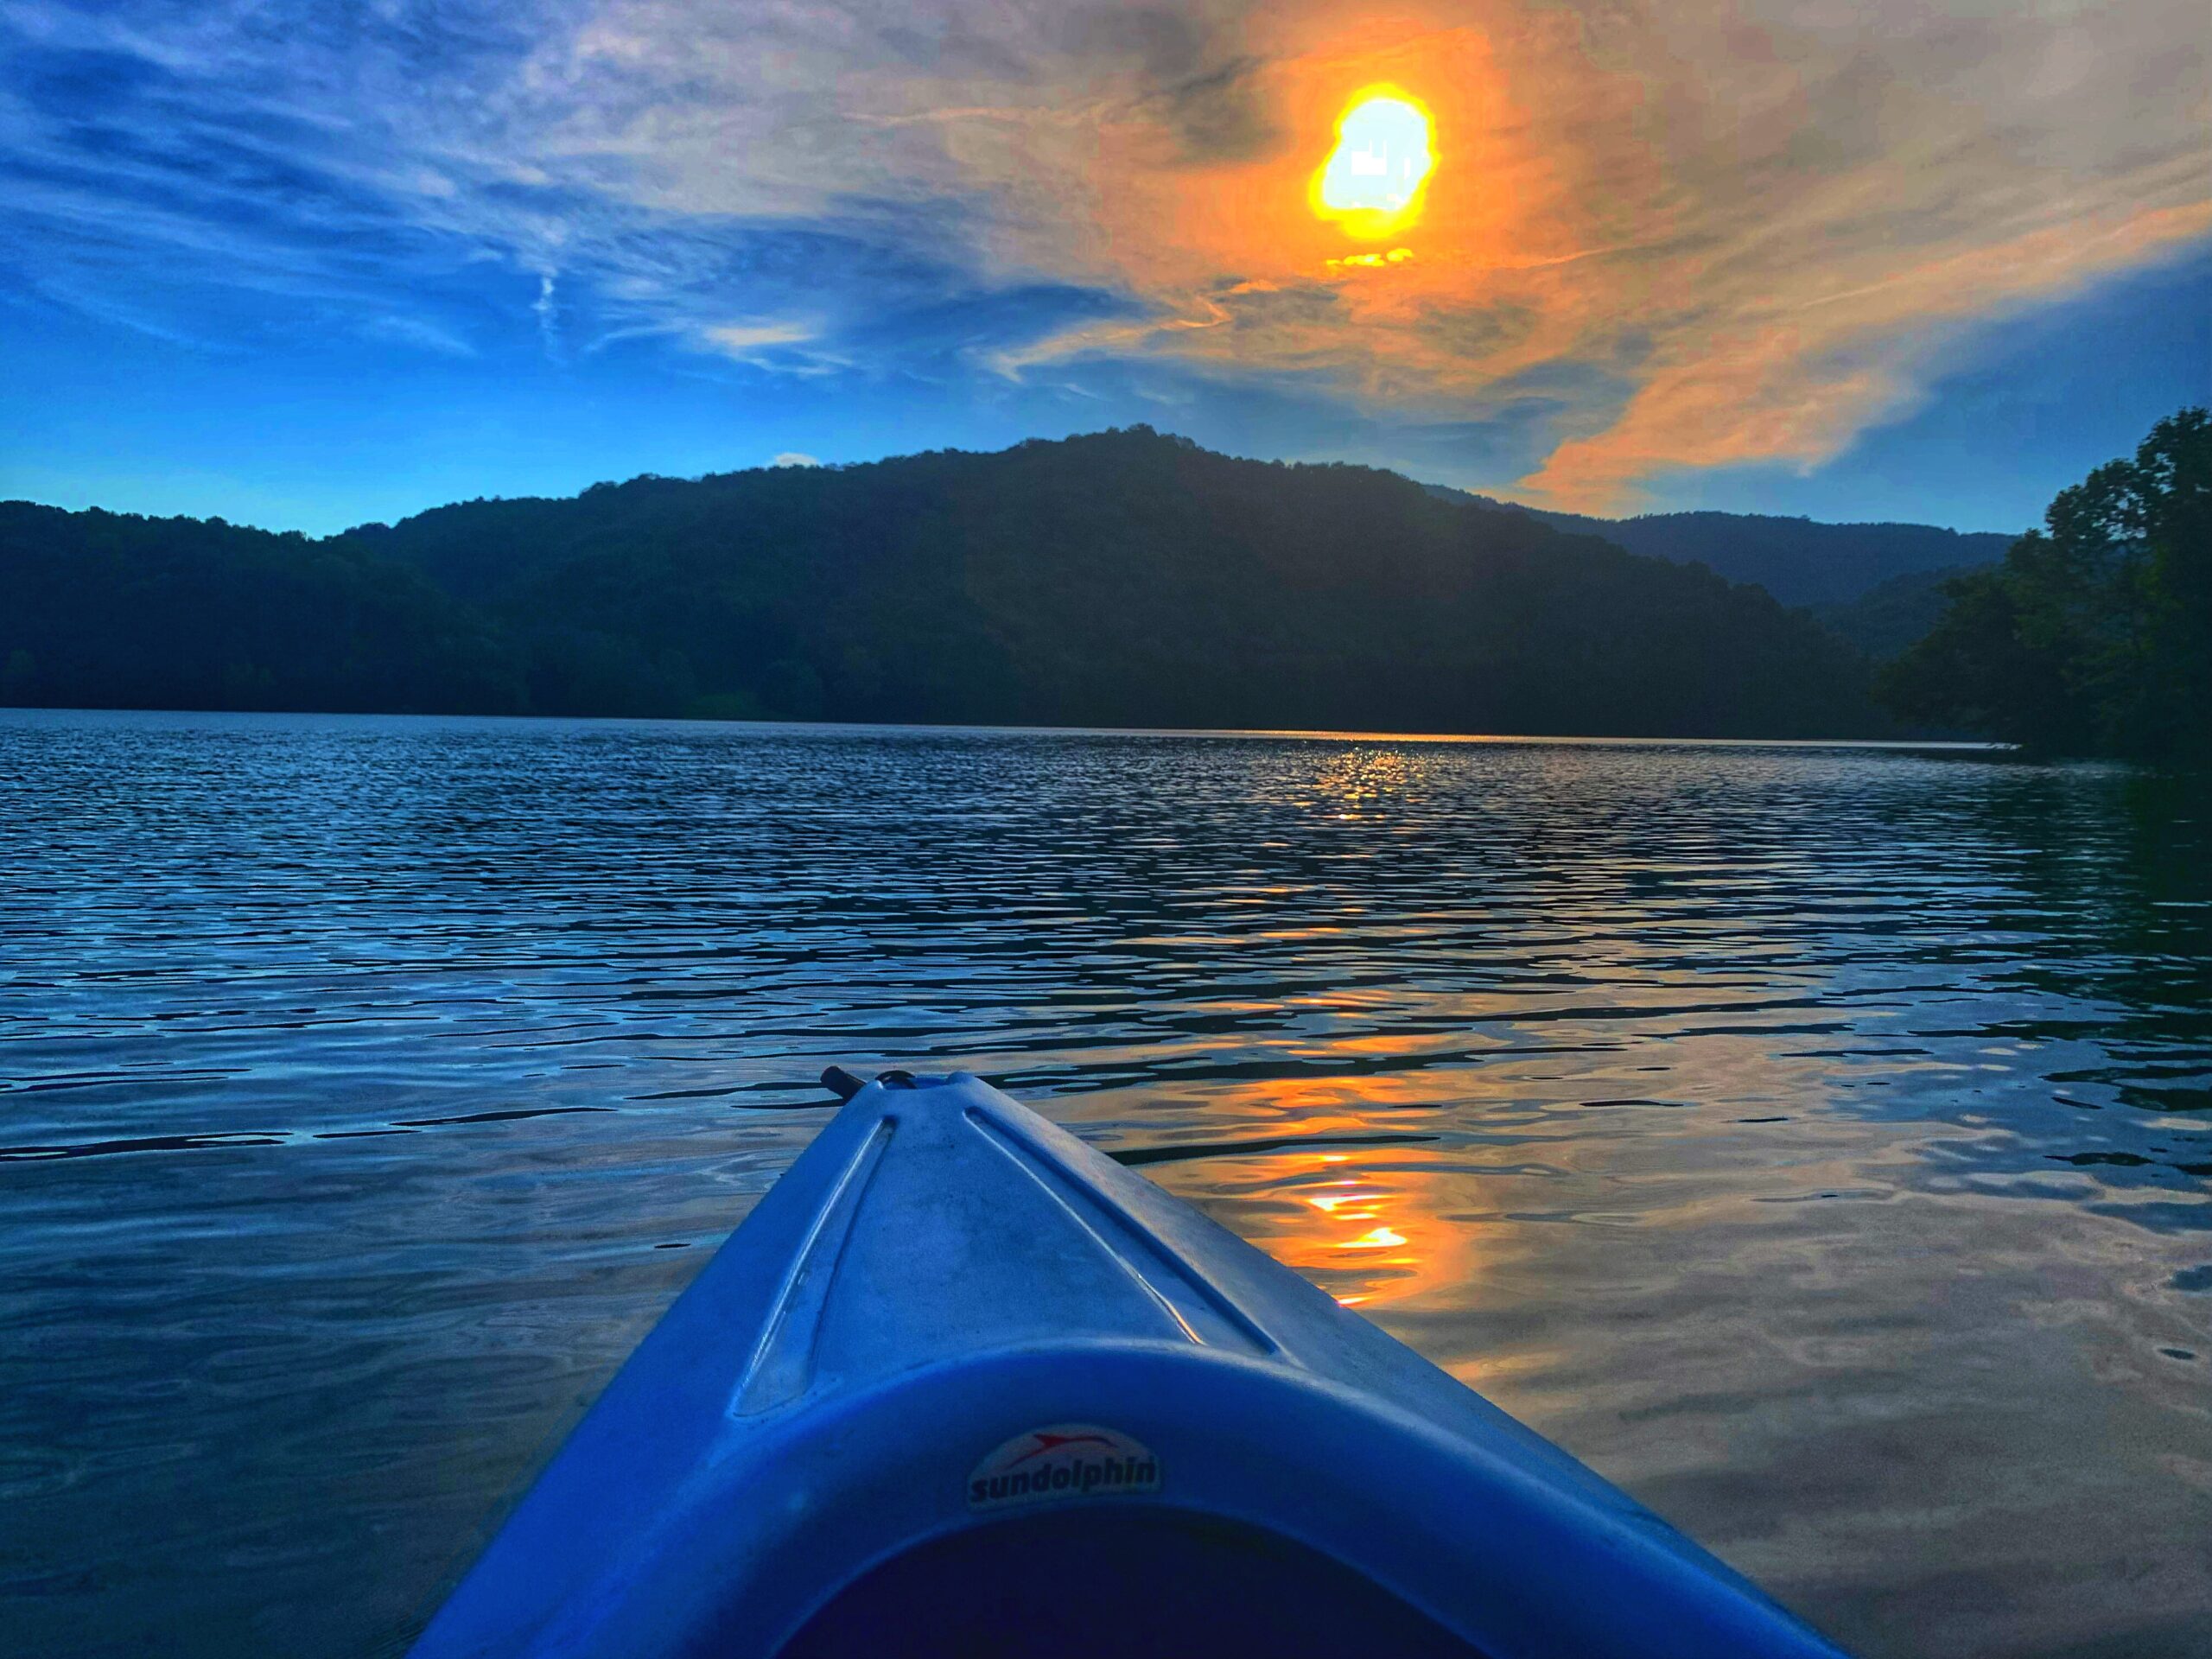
[411, 1071, 1847, 1658]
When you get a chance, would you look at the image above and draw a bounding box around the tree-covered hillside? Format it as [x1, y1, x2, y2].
[0, 504, 526, 714]
[3, 430, 1883, 735]
[1811, 566, 1984, 661]
[1429, 488, 2012, 607]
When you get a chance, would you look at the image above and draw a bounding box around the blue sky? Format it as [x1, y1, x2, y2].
[3, 0, 2205, 537]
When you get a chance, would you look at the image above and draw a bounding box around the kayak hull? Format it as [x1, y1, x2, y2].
[410, 1072, 1846, 1658]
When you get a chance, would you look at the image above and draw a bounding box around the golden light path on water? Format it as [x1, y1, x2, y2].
[1313, 88, 1434, 239]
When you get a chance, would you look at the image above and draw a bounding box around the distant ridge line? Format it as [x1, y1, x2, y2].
[1420, 483, 2013, 607]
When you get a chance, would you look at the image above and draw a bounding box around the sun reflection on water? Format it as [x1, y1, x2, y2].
[1260, 1147, 1441, 1310]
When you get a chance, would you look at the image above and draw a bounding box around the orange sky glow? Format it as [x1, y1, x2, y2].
[931, 1, 2208, 510]
[12, 0, 2202, 531]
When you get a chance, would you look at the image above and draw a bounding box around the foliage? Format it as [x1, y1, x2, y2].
[3, 431, 1889, 735]
[1811, 565, 1983, 662]
[1881, 409, 2210, 762]
[0, 503, 525, 714]
[1431, 488, 2013, 607]
[354, 429, 1880, 735]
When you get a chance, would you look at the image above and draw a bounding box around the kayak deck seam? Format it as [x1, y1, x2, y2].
[963, 1104, 1279, 1357]
[732, 1116, 897, 1416]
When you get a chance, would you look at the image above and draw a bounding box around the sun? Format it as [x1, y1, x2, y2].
[1312, 87, 1434, 240]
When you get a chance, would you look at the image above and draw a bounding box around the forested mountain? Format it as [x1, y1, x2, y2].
[0, 504, 526, 713]
[1811, 566, 1982, 661]
[1427, 487, 2012, 607]
[3, 430, 1883, 735]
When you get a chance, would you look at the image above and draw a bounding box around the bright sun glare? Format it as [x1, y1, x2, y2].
[1313, 89, 1433, 239]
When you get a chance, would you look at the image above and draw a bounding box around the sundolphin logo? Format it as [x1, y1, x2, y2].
[967, 1424, 1160, 1510]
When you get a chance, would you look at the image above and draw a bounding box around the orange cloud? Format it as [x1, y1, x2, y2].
[1522, 198, 2212, 506]
[540, 0, 2211, 506]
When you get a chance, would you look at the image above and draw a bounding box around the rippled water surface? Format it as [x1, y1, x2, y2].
[3, 710, 2209, 1657]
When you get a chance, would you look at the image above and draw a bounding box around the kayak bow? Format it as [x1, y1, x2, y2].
[411, 1071, 1846, 1658]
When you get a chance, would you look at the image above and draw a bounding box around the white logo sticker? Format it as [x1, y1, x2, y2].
[967, 1423, 1161, 1510]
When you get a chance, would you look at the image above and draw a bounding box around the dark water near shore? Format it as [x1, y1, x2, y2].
[3, 709, 2209, 1658]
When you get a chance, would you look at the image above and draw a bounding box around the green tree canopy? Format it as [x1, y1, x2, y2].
[1882, 408, 2210, 764]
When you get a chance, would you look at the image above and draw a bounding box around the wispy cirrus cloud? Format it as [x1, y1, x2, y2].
[2, 0, 2203, 509]
[360, 312, 479, 357]
[701, 318, 820, 363]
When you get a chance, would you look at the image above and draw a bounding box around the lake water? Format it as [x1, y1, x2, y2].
[2, 710, 2208, 1657]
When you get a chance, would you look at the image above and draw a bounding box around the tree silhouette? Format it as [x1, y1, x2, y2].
[1883, 408, 2209, 763]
